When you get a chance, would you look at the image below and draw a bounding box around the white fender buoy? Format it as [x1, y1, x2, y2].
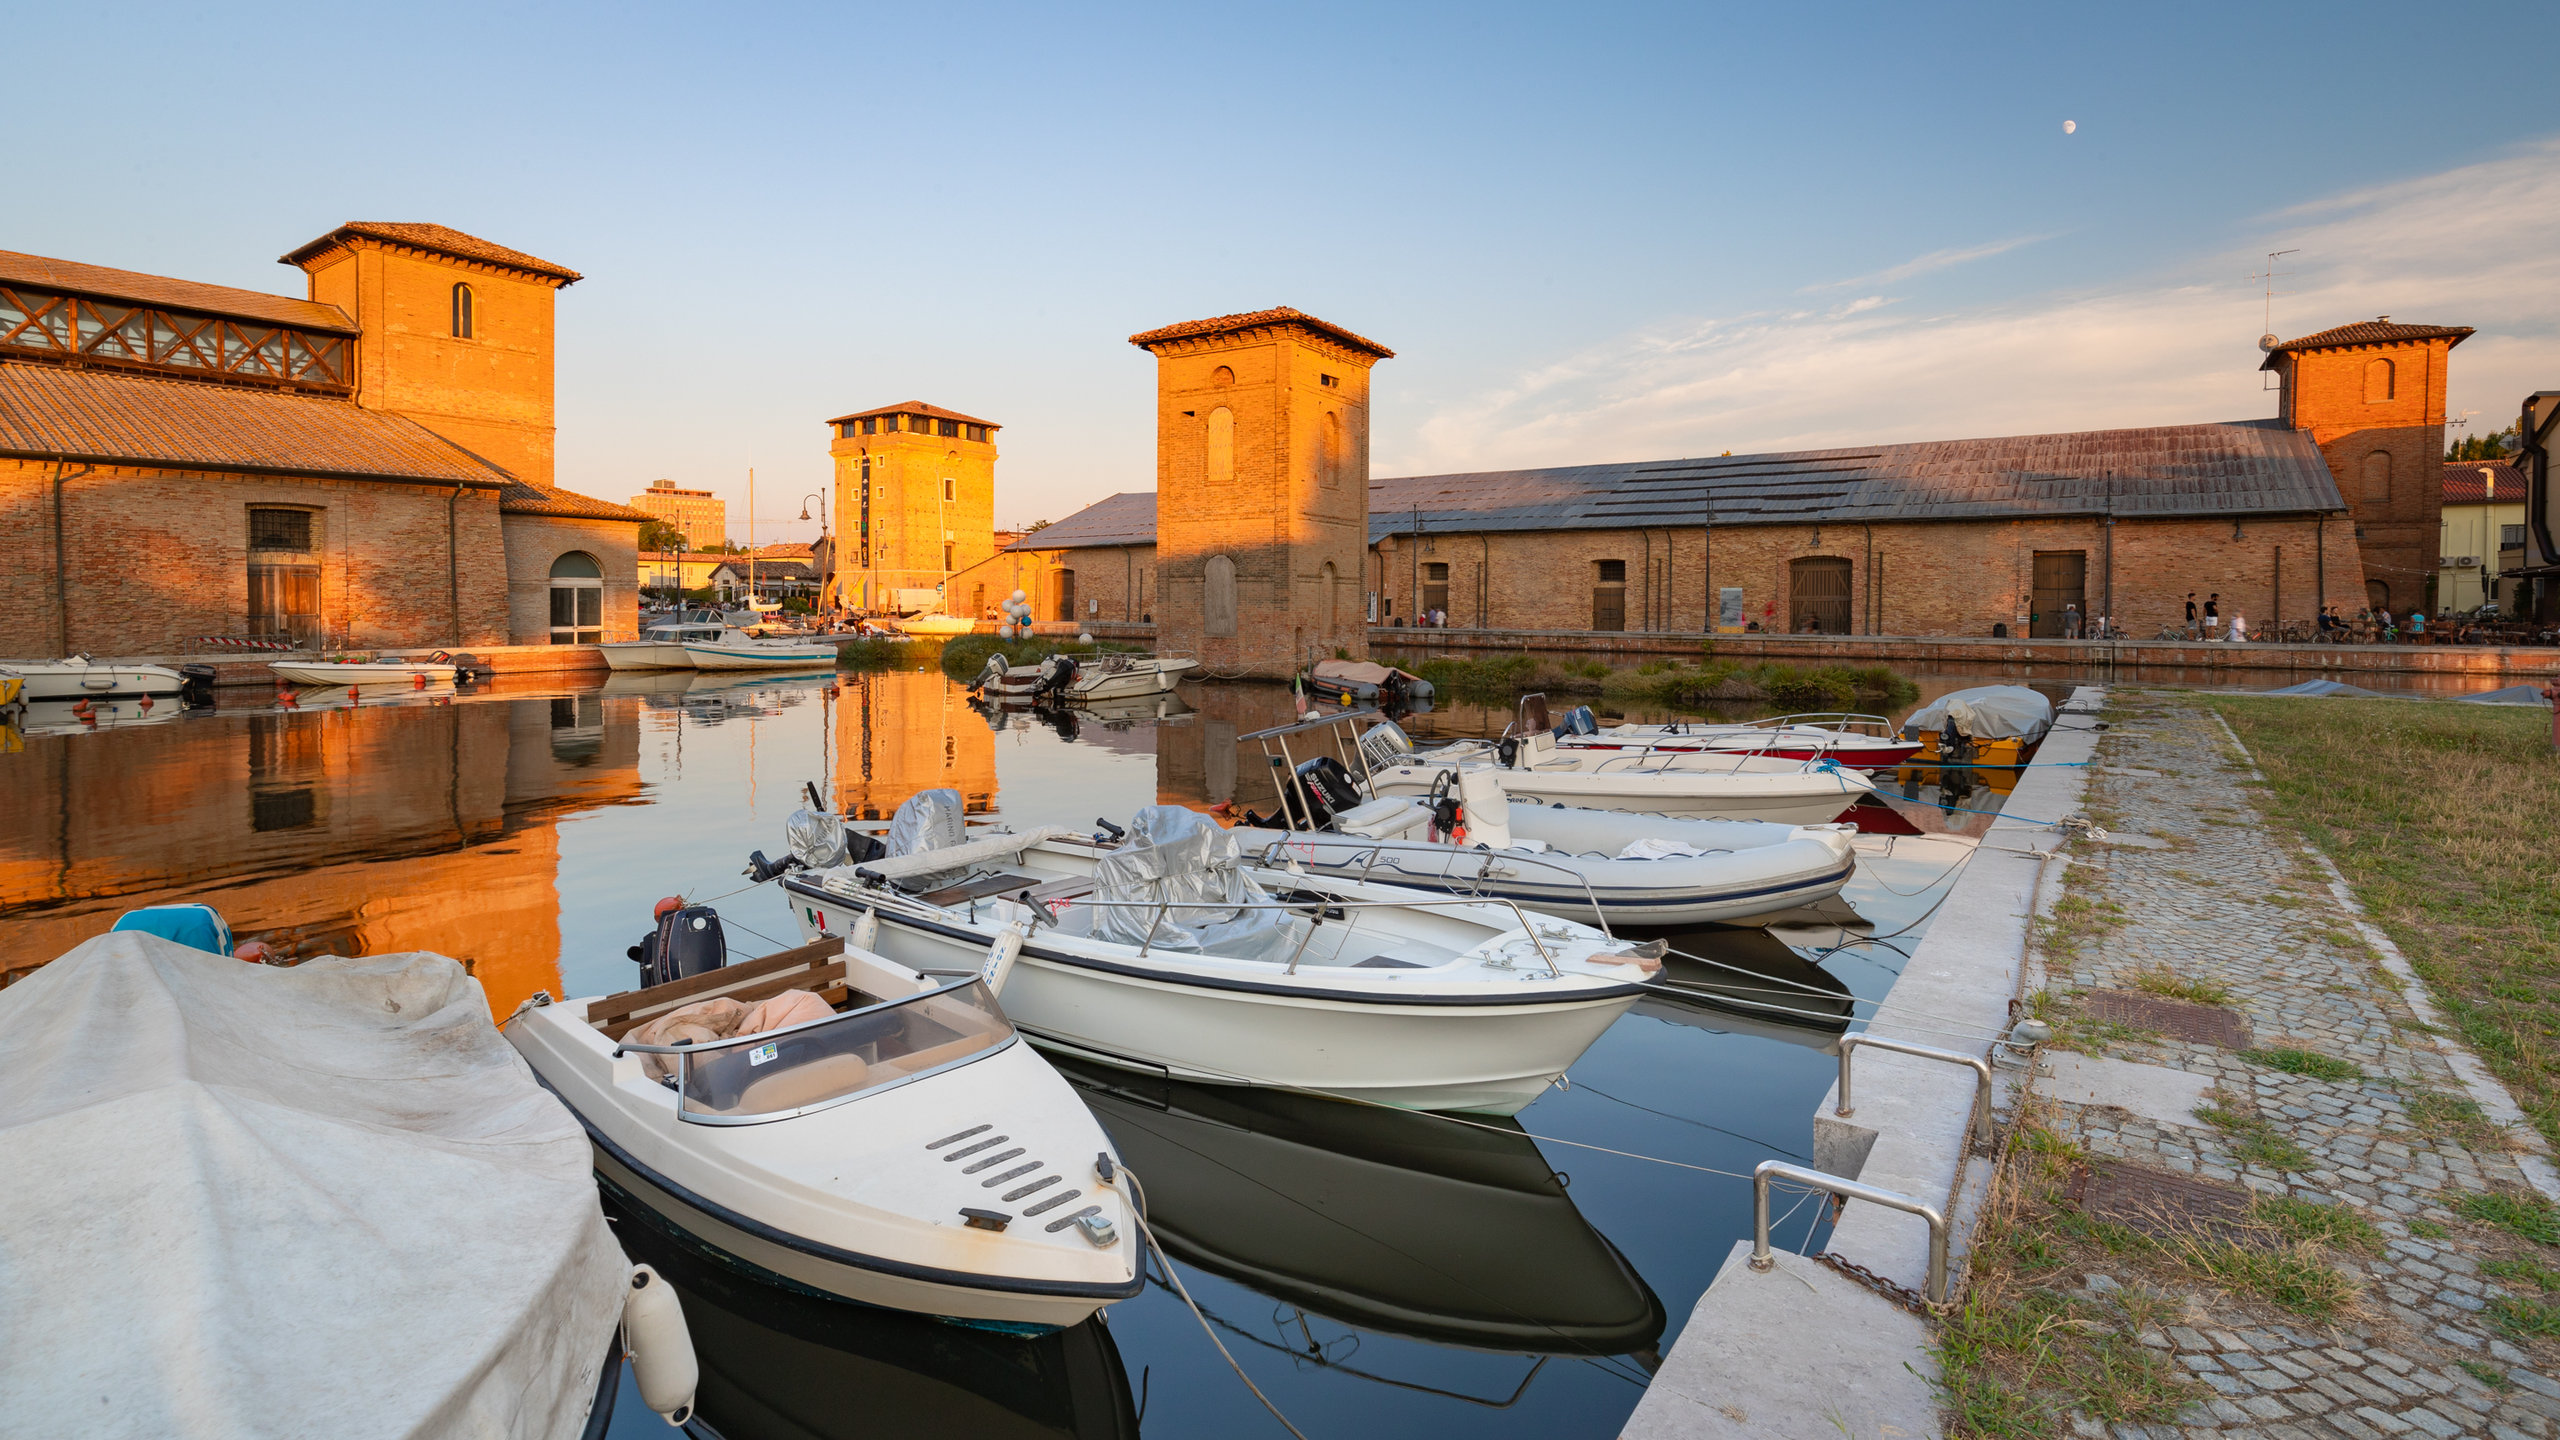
[981, 921, 1026, 995]
[623, 1264, 698, 1425]
[851, 907, 879, 951]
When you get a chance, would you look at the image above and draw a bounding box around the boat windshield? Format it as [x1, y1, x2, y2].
[672, 977, 1012, 1124]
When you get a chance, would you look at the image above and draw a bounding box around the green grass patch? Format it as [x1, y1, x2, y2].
[2241, 1047, 2362, 1083]
[2458, 1190, 2560, 1246]
[2461, 1358, 2514, 1389]
[2482, 1257, 2560, 1291]
[2251, 1196, 2381, 1252]
[2409, 1219, 2450, 1239]
[2125, 965, 2232, 1007]
[834, 635, 929, 670]
[2491, 1296, 2560, 1339]
[2193, 1102, 2314, 1173]
[2404, 1090, 2508, 1151]
[2210, 697, 2560, 1150]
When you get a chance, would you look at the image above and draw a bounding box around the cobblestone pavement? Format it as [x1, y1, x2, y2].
[2023, 693, 2560, 1439]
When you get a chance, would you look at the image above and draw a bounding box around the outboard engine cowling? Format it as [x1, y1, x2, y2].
[1282, 755, 1364, 830]
[1035, 654, 1079, 701]
[633, 905, 727, 988]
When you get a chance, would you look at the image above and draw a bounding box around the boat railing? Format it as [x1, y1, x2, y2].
[1056, 893, 1569, 978]
[1750, 712, 1898, 737]
[613, 972, 1011, 1126]
[1249, 835, 1618, 937]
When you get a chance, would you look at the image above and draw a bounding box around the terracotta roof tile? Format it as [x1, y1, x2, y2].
[0, 249, 357, 334]
[1129, 307, 1395, 360]
[0, 361, 506, 486]
[498, 479, 651, 522]
[2443, 460, 2523, 503]
[709, 557, 816, 580]
[824, 400, 1000, 429]
[280, 224, 582, 285]
[2259, 318, 2473, 370]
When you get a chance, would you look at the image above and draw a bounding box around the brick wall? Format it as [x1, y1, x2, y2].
[2276, 336, 2456, 611]
[830, 421, 997, 609]
[501, 513, 640, 646]
[1367, 515, 2367, 639]
[0, 458, 513, 655]
[1144, 321, 1376, 677]
[945, 543, 1158, 625]
[301, 240, 564, 487]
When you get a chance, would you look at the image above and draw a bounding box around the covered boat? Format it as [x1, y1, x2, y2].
[1302, 658, 1435, 706]
[1370, 723, 1878, 825]
[505, 930, 1141, 1332]
[1899, 684, 2055, 764]
[4, 654, 189, 700]
[774, 794, 1660, 1115]
[1548, 706, 1920, 769]
[1234, 709, 1856, 928]
[0, 930, 677, 1438]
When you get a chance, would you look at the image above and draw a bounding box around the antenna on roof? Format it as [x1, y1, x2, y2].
[2250, 249, 2298, 350]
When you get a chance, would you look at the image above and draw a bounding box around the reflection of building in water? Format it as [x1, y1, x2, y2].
[1152, 683, 1302, 812]
[0, 694, 642, 1016]
[830, 671, 998, 819]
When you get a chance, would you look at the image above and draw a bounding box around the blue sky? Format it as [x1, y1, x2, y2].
[15, 2, 2560, 538]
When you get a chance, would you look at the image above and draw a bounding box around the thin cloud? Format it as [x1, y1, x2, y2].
[1803, 232, 2060, 291]
[1396, 146, 2560, 476]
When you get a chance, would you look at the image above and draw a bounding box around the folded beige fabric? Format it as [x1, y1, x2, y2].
[738, 989, 831, 1036]
[629, 996, 749, 1080]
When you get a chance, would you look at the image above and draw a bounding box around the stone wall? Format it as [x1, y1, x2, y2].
[0, 457, 513, 655]
[830, 420, 997, 609]
[944, 543, 1158, 625]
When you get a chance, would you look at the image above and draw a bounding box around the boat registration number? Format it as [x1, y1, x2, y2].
[748, 1043, 779, 1066]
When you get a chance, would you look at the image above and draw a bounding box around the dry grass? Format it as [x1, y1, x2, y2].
[2209, 698, 2560, 1147]
[2125, 964, 2233, 1007]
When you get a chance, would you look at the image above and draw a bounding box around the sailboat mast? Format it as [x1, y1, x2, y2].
[747, 466, 757, 609]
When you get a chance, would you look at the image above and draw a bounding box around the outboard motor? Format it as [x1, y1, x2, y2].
[629, 902, 729, 988]
[1034, 654, 1079, 702]
[177, 664, 218, 708]
[972, 654, 1008, 693]
[1494, 737, 1522, 768]
[1279, 755, 1364, 830]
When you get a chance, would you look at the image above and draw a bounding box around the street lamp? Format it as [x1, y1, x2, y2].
[799, 492, 829, 615]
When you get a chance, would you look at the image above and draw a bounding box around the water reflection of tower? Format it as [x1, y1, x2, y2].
[831, 672, 997, 820]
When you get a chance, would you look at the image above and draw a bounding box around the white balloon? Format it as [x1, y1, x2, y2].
[2063, 120, 2076, 134]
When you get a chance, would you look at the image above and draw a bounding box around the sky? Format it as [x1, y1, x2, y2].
[14, 2, 2560, 541]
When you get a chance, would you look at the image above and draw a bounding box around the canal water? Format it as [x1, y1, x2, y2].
[0, 669, 2032, 1438]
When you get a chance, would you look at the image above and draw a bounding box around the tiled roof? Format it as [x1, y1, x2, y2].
[709, 558, 816, 580]
[1371, 420, 2343, 538]
[498, 480, 651, 522]
[824, 400, 1000, 429]
[0, 361, 506, 486]
[2444, 460, 2524, 504]
[2259, 319, 2472, 370]
[1129, 307, 1395, 360]
[279, 224, 582, 285]
[751, 541, 813, 557]
[1003, 491, 1158, 550]
[641, 550, 738, 563]
[0, 249, 357, 334]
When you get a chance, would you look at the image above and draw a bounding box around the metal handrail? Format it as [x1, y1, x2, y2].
[1750, 1159, 1949, 1305]
[1834, 1032, 1993, 1147]
[1252, 834, 1618, 937]
[936, 886, 1574, 978]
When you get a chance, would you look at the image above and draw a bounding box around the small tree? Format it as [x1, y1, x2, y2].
[638, 520, 688, 553]
[1021, 519, 1053, 534]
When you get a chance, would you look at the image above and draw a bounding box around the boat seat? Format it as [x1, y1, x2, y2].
[1332, 797, 1429, 839]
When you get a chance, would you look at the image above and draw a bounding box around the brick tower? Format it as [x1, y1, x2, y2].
[823, 403, 1000, 614]
[1129, 308, 1392, 678]
[2263, 318, 2472, 612]
[283, 223, 581, 487]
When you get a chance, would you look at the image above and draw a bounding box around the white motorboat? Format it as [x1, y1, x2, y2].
[269, 656, 459, 687]
[503, 930, 1141, 1331]
[1231, 712, 1856, 928]
[1552, 708, 1924, 770]
[895, 613, 978, 638]
[683, 636, 841, 671]
[772, 795, 1660, 1116]
[4, 926, 696, 1436]
[5, 654, 188, 700]
[604, 620, 753, 670]
[1060, 652, 1198, 702]
[1366, 719, 1877, 825]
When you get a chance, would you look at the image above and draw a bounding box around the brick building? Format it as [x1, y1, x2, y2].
[947, 491, 1157, 625]
[826, 401, 998, 613]
[0, 223, 646, 658]
[2438, 460, 2526, 614]
[2260, 318, 2472, 612]
[629, 479, 725, 546]
[1130, 308, 1390, 677]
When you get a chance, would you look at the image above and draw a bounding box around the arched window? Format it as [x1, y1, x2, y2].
[2363, 356, 2394, 403]
[1319, 411, 1343, 489]
[2361, 450, 2393, 505]
[1204, 554, 1237, 637]
[548, 551, 603, 644]
[1206, 407, 1234, 486]
[1210, 365, 1235, 387]
[451, 283, 474, 339]
[1320, 560, 1339, 634]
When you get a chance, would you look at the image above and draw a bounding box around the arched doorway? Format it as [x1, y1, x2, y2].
[1320, 561, 1339, 634]
[1790, 557, 1853, 634]
[549, 551, 603, 644]
[2367, 579, 2391, 612]
[1204, 555, 1237, 637]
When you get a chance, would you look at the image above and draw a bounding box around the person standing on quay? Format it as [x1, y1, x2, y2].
[2203, 593, 2221, 638]
[2185, 592, 2199, 638]
[2063, 602, 2083, 639]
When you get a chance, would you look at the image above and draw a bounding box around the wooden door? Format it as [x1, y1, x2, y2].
[2030, 552, 2086, 638]
[249, 564, 321, 645]
[1789, 557, 1852, 634]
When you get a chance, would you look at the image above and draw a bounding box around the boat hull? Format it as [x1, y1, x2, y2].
[895, 616, 977, 637]
[1563, 735, 1921, 769]
[599, 641, 698, 670]
[683, 642, 839, 671]
[1069, 660, 1196, 702]
[1371, 762, 1874, 827]
[268, 662, 457, 686]
[784, 892, 1637, 1116]
[9, 663, 187, 699]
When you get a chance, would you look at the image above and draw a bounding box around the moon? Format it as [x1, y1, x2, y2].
[2063, 120, 2077, 134]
